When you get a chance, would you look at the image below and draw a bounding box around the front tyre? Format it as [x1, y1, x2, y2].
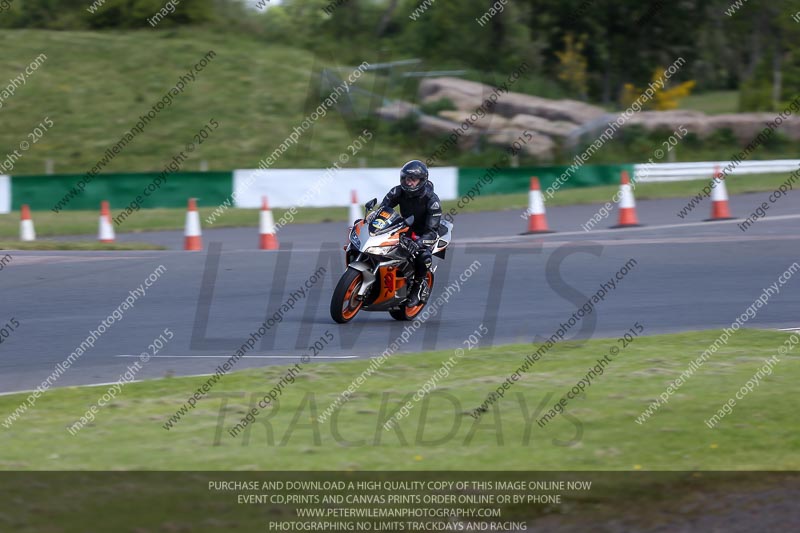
[331, 268, 365, 323]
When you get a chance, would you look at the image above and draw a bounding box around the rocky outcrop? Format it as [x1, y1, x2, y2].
[375, 101, 418, 121]
[412, 77, 599, 158]
[508, 114, 578, 139]
[621, 110, 709, 136]
[487, 130, 556, 159]
[438, 110, 510, 131]
[707, 113, 800, 142]
[621, 110, 800, 141]
[492, 93, 605, 125]
[417, 115, 481, 150]
[420, 77, 606, 124]
[374, 76, 800, 162]
[418, 77, 489, 102]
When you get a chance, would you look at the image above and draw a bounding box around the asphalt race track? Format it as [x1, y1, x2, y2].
[2, 192, 799, 394]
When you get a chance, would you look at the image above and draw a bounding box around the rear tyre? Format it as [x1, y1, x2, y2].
[389, 271, 434, 321]
[331, 268, 365, 324]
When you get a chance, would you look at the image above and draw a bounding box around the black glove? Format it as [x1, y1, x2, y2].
[400, 234, 421, 257]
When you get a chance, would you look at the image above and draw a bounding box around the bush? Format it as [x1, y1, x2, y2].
[679, 132, 701, 150]
[419, 98, 456, 116]
[7, 0, 213, 30]
[705, 127, 738, 149]
[621, 67, 696, 110]
[616, 124, 647, 148]
[388, 113, 420, 137]
[739, 50, 800, 112]
[739, 79, 774, 112]
[760, 131, 789, 151]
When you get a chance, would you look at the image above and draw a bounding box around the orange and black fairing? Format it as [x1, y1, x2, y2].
[376, 226, 409, 247]
[372, 265, 408, 305]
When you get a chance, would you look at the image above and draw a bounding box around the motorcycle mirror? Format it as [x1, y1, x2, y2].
[365, 199, 377, 210]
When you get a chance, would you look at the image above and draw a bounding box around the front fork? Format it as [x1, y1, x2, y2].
[347, 260, 377, 299]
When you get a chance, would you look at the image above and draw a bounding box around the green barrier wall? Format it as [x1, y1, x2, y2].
[12, 172, 233, 211]
[8, 165, 634, 213]
[457, 164, 635, 196]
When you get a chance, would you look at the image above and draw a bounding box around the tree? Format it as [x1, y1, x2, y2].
[376, 0, 399, 36]
[555, 33, 588, 100]
[735, 0, 800, 110]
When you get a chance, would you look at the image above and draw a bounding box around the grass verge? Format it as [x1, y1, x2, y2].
[532, 170, 799, 209]
[0, 29, 412, 175]
[0, 241, 166, 250]
[0, 329, 796, 471]
[677, 90, 740, 115]
[0, 172, 794, 238]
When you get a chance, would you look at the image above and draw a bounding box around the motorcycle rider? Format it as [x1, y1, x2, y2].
[378, 160, 442, 307]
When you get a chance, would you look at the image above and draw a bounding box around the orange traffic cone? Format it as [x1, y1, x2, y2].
[706, 166, 734, 221]
[611, 171, 641, 228]
[98, 200, 115, 243]
[259, 196, 279, 250]
[523, 177, 553, 234]
[19, 204, 35, 242]
[349, 190, 361, 225]
[184, 198, 202, 251]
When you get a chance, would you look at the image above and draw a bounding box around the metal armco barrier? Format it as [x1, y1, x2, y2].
[635, 160, 800, 183]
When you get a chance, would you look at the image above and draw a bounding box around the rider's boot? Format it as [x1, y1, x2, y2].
[407, 276, 430, 307]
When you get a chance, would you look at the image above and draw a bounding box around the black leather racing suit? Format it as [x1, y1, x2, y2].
[379, 181, 442, 279]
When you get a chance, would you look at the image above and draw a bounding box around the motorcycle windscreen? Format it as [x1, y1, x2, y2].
[369, 209, 403, 235]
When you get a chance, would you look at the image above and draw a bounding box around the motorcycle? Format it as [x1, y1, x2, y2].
[330, 198, 453, 324]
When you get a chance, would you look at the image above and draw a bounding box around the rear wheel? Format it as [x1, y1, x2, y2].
[389, 271, 434, 321]
[331, 268, 365, 323]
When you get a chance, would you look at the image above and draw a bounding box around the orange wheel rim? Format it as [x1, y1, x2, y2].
[341, 274, 363, 319]
[405, 303, 423, 317]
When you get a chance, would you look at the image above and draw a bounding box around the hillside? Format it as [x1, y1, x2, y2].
[0, 29, 413, 175]
[2, 29, 798, 178]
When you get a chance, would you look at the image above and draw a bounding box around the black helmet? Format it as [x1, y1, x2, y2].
[400, 160, 429, 196]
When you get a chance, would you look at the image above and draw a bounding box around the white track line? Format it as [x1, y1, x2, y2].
[469, 234, 800, 248]
[13, 214, 800, 254]
[459, 213, 800, 244]
[114, 354, 358, 359]
[0, 380, 147, 397]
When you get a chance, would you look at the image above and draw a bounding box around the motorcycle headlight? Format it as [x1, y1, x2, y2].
[365, 245, 395, 255]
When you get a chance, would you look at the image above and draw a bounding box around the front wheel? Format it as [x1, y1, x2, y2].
[331, 268, 365, 323]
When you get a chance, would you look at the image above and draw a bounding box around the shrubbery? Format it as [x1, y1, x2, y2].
[0, 0, 213, 29]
